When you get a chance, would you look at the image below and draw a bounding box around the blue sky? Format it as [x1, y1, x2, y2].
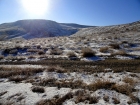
[0, 0, 140, 26]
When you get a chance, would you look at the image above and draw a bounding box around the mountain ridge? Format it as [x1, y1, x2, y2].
[0, 19, 140, 40]
[0, 19, 94, 40]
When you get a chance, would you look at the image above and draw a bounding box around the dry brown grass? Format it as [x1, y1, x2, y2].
[0, 91, 7, 96]
[47, 66, 65, 73]
[109, 43, 120, 49]
[38, 78, 56, 86]
[0, 67, 44, 78]
[112, 97, 120, 104]
[36, 92, 73, 105]
[129, 73, 139, 78]
[111, 50, 128, 56]
[0, 55, 4, 60]
[56, 80, 86, 89]
[123, 76, 137, 86]
[38, 50, 45, 55]
[88, 79, 115, 91]
[81, 47, 96, 57]
[9, 75, 28, 83]
[31, 86, 45, 93]
[111, 84, 134, 95]
[89, 95, 99, 104]
[50, 48, 63, 55]
[129, 93, 140, 103]
[99, 47, 109, 53]
[103, 95, 109, 102]
[67, 52, 77, 58]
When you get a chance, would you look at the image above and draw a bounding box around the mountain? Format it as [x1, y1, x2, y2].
[0, 19, 140, 40]
[0, 19, 93, 40]
[73, 21, 140, 36]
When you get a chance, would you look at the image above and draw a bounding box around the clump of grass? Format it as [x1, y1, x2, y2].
[111, 50, 128, 56]
[129, 74, 139, 78]
[0, 67, 44, 78]
[0, 91, 7, 96]
[82, 47, 96, 57]
[27, 49, 39, 52]
[129, 93, 140, 103]
[112, 97, 120, 104]
[56, 80, 85, 89]
[17, 95, 25, 102]
[31, 86, 45, 93]
[50, 48, 63, 55]
[28, 55, 36, 59]
[47, 66, 65, 73]
[103, 95, 109, 102]
[109, 43, 120, 49]
[111, 84, 134, 95]
[0, 55, 4, 60]
[67, 52, 77, 58]
[9, 76, 27, 83]
[123, 76, 137, 86]
[36, 92, 73, 105]
[89, 95, 99, 104]
[99, 47, 109, 53]
[88, 79, 115, 91]
[38, 78, 56, 86]
[7, 93, 22, 100]
[38, 50, 45, 55]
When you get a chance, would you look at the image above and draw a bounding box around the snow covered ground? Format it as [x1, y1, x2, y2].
[0, 22, 140, 105]
[0, 62, 140, 105]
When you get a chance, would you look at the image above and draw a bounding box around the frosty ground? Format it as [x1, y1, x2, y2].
[0, 29, 140, 104]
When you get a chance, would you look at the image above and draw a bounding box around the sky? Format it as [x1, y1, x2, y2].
[0, 0, 140, 26]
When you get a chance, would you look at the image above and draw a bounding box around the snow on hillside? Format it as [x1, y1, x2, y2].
[0, 19, 93, 40]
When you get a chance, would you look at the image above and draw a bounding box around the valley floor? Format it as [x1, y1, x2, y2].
[0, 59, 140, 105]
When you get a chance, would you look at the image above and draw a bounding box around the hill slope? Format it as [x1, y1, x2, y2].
[0, 19, 93, 40]
[73, 21, 140, 36]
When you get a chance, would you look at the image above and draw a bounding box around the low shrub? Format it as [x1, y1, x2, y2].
[67, 52, 77, 58]
[109, 43, 120, 49]
[9, 76, 27, 83]
[99, 47, 109, 53]
[111, 50, 128, 56]
[82, 47, 96, 57]
[88, 79, 115, 91]
[50, 48, 63, 55]
[123, 76, 137, 86]
[31, 86, 45, 93]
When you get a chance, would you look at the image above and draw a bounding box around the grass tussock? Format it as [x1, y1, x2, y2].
[47, 66, 65, 73]
[9, 75, 28, 83]
[111, 50, 128, 56]
[112, 97, 120, 104]
[109, 43, 120, 49]
[82, 47, 96, 57]
[0, 67, 44, 78]
[0, 55, 4, 60]
[88, 79, 115, 91]
[36, 92, 73, 105]
[36, 78, 86, 89]
[31, 86, 45, 93]
[123, 76, 137, 86]
[67, 52, 77, 58]
[36, 90, 99, 105]
[99, 47, 109, 53]
[89, 95, 99, 104]
[0, 91, 7, 96]
[103, 95, 109, 102]
[111, 84, 135, 95]
[50, 48, 63, 55]
[37, 78, 56, 86]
